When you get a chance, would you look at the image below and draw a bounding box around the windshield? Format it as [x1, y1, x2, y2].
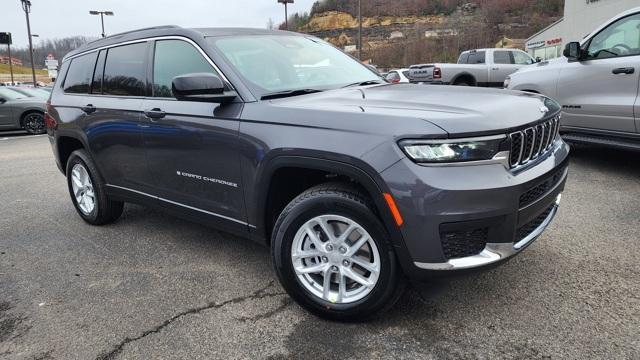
[208, 35, 381, 97]
[0, 87, 28, 100]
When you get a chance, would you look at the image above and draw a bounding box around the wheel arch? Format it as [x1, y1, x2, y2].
[56, 134, 89, 175]
[254, 155, 406, 249]
[451, 72, 477, 86]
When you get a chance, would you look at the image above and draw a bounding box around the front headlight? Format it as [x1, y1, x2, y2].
[399, 136, 506, 163]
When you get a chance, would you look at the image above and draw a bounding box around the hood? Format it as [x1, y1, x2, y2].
[514, 57, 567, 76]
[272, 84, 558, 137]
[12, 97, 46, 109]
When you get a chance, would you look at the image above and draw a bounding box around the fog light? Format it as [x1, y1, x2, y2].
[555, 193, 562, 206]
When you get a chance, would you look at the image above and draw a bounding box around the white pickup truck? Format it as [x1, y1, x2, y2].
[408, 48, 537, 87]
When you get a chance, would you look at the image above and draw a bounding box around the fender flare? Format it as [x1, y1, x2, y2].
[252, 152, 409, 258]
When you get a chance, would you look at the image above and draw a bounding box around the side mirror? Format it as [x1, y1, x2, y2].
[172, 73, 237, 103]
[535, 57, 542, 63]
[0, 97, 6, 104]
[563, 42, 582, 61]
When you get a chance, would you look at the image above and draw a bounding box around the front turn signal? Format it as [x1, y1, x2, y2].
[383, 193, 404, 227]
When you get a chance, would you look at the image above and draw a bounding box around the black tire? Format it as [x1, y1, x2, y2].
[453, 80, 471, 86]
[66, 149, 124, 225]
[271, 183, 405, 321]
[21, 111, 46, 135]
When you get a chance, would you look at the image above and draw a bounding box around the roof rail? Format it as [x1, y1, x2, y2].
[85, 25, 181, 45]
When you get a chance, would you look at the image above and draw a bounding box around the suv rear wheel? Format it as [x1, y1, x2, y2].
[66, 149, 124, 225]
[271, 183, 405, 321]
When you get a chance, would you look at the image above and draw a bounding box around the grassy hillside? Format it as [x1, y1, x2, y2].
[0, 63, 47, 75]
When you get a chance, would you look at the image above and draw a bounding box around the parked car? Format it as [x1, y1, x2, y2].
[385, 68, 410, 83]
[409, 48, 536, 87]
[0, 87, 47, 134]
[47, 26, 569, 321]
[8, 86, 51, 99]
[507, 7, 640, 150]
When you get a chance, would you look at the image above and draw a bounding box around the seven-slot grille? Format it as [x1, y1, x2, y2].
[509, 115, 560, 168]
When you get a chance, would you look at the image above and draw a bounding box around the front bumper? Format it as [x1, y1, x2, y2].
[414, 195, 560, 270]
[381, 139, 569, 278]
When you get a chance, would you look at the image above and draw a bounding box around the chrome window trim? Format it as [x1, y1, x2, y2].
[105, 184, 255, 228]
[63, 35, 234, 90]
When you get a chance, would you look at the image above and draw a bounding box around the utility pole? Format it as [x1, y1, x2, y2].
[358, 0, 362, 60]
[89, 11, 115, 38]
[7, 43, 15, 85]
[277, 0, 294, 30]
[20, 0, 37, 87]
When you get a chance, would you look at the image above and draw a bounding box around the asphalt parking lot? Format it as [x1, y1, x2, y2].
[0, 133, 638, 359]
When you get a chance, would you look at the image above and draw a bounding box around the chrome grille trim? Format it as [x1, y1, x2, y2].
[508, 115, 561, 169]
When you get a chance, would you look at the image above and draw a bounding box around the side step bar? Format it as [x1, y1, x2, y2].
[561, 133, 640, 152]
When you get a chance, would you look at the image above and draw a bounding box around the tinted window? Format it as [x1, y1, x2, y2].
[91, 50, 106, 94]
[493, 51, 512, 64]
[103, 43, 147, 96]
[467, 51, 486, 64]
[457, 53, 469, 64]
[64, 52, 98, 94]
[587, 13, 640, 59]
[153, 40, 218, 98]
[512, 51, 534, 65]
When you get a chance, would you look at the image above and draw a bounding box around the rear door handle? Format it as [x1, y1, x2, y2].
[144, 108, 166, 119]
[81, 104, 96, 114]
[612, 67, 634, 75]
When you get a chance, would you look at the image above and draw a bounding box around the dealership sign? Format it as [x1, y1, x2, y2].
[526, 38, 562, 50]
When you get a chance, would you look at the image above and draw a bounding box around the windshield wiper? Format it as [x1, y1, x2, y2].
[261, 88, 324, 100]
[341, 80, 385, 88]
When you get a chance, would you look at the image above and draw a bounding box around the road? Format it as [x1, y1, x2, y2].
[1, 134, 638, 359]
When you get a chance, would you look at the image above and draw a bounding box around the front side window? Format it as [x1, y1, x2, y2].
[493, 51, 511, 64]
[209, 35, 380, 96]
[153, 40, 219, 98]
[587, 13, 640, 59]
[103, 42, 147, 96]
[512, 51, 534, 65]
[64, 52, 98, 94]
[385, 72, 400, 82]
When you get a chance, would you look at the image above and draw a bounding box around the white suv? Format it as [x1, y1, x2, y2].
[507, 7, 640, 150]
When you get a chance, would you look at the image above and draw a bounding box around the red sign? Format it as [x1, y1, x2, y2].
[546, 38, 562, 45]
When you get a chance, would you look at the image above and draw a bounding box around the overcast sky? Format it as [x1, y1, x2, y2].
[3, 0, 317, 48]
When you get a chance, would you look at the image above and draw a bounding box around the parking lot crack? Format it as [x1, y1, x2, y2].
[95, 281, 285, 360]
[237, 297, 293, 323]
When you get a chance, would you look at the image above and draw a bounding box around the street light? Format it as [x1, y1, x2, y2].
[277, 0, 294, 30]
[20, 0, 37, 87]
[89, 10, 115, 38]
[358, 0, 362, 60]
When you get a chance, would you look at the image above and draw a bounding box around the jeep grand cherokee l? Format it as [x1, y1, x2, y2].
[46, 26, 569, 321]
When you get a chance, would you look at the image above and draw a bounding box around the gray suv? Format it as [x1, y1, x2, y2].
[507, 7, 640, 150]
[46, 26, 569, 320]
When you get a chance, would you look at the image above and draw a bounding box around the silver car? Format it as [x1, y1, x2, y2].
[0, 87, 47, 135]
[507, 7, 640, 150]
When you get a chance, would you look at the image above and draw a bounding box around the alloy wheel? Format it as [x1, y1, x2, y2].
[291, 214, 381, 304]
[71, 163, 96, 215]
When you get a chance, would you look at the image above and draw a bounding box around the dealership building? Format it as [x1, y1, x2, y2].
[526, 0, 639, 60]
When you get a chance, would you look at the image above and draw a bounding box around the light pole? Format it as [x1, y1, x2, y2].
[20, 0, 37, 87]
[358, 0, 362, 60]
[277, 0, 294, 30]
[89, 10, 114, 38]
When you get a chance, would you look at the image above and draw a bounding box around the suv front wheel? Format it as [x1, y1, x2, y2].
[66, 149, 124, 225]
[271, 183, 405, 321]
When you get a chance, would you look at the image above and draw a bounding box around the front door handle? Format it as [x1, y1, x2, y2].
[81, 104, 96, 114]
[144, 108, 166, 119]
[612, 67, 635, 75]
[491, 67, 500, 71]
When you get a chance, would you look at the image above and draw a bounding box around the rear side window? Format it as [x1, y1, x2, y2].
[457, 53, 469, 64]
[63, 52, 98, 94]
[103, 42, 147, 96]
[493, 51, 512, 64]
[152, 40, 218, 98]
[467, 51, 486, 64]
